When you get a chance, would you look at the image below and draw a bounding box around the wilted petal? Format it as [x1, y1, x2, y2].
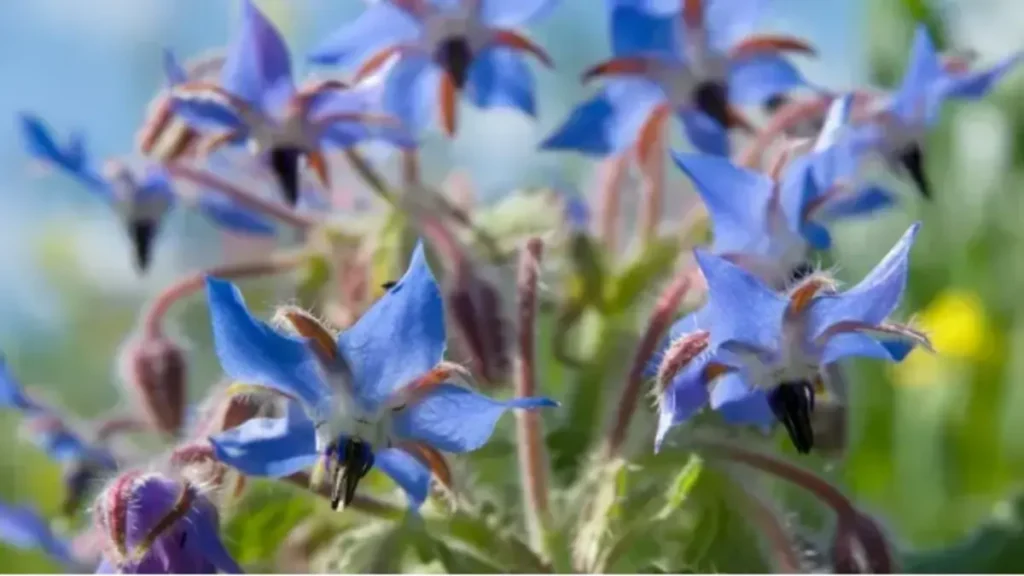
[694, 250, 787, 352]
[337, 243, 446, 412]
[804, 223, 920, 341]
[209, 402, 319, 477]
[374, 447, 431, 509]
[541, 78, 664, 156]
[206, 278, 332, 412]
[392, 383, 557, 453]
[220, 0, 296, 112]
[466, 47, 535, 116]
[308, 2, 421, 67]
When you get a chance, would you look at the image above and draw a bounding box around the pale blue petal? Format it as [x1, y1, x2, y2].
[162, 48, 188, 86]
[308, 2, 421, 68]
[375, 447, 431, 509]
[728, 54, 806, 105]
[311, 86, 417, 149]
[819, 332, 911, 365]
[935, 51, 1023, 101]
[704, 0, 767, 52]
[337, 243, 446, 412]
[208, 403, 319, 478]
[169, 96, 249, 133]
[392, 384, 557, 453]
[816, 184, 897, 221]
[206, 277, 332, 411]
[482, 0, 559, 27]
[694, 250, 787, 352]
[382, 55, 440, 134]
[890, 24, 942, 121]
[221, 0, 296, 112]
[465, 48, 535, 116]
[813, 93, 854, 152]
[0, 361, 39, 412]
[679, 109, 729, 156]
[672, 153, 773, 254]
[16, 113, 110, 199]
[195, 193, 278, 236]
[541, 78, 664, 156]
[709, 372, 774, 426]
[804, 223, 921, 341]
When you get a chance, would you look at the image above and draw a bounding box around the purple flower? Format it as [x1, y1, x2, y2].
[0, 502, 79, 570]
[93, 471, 241, 574]
[169, 0, 412, 205]
[849, 24, 1022, 199]
[204, 242, 557, 509]
[650, 224, 931, 453]
[16, 113, 276, 272]
[309, 0, 559, 137]
[542, 0, 812, 158]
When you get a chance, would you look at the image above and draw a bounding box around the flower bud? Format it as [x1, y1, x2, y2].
[119, 335, 187, 437]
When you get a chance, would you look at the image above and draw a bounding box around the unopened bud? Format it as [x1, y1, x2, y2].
[119, 335, 187, 437]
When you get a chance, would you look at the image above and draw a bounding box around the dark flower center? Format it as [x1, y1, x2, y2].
[693, 81, 730, 129]
[768, 380, 816, 454]
[788, 262, 816, 284]
[898, 144, 931, 200]
[268, 146, 304, 206]
[328, 438, 375, 510]
[435, 36, 474, 89]
[129, 218, 160, 273]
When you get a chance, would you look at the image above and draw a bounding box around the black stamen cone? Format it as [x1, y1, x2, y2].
[329, 438, 375, 510]
[898, 144, 931, 200]
[129, 219, 159, 274]
[436, 36, 473, 89]
[768, 380, 816, 454]
[764, 93, 789, 114]
[269, 146, 303, 206]
[693, 81, 730, 129]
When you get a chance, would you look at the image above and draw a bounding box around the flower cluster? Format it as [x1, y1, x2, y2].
[2, 0, 1021, 573]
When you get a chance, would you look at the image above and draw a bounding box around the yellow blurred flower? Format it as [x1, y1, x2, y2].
[890, 289, 995, 387]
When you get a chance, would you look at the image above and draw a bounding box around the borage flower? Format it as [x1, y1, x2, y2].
[673, 95, 896, 287]
[204, 243, 556, 509]
[169, 0, 411, 206]
[850, 24, 1022, 199]
[543, 0, 812, 158]
[651, 224, 931, 453]
[18, 114, 276, 272]
[310, 0, 558, 136]
[0, 502, 80, 570]
[93, 471, 241, 574]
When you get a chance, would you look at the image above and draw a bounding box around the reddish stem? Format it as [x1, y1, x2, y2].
[734, 95, 834, 169]
[637, 126, 666, 246]
[595, 155, 628, 254]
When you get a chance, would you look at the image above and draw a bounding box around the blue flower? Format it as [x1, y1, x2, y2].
[849, 24, 1022, 199]
[17, 113, 277, 271]
[204, 242, 557, 509]
[651, 224, 930, 453]
[309, 0, 559, 137]
[671, 95, 898, 288]
[0, 502, 80, 570]
[169, 0, 412, 206]
[542, 0, 812, 158]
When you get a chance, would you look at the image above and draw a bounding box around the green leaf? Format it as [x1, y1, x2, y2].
[432, 512, 549, 573]
[293, 253, 330, 310]
[603, 235, 682, 314]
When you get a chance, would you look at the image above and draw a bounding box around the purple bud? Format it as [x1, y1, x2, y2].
[94, 470, 241, 573]
[119, 336, 187, 437]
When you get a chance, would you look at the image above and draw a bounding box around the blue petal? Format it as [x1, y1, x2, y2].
[209, 403, 319, 477]
[694, 250, 787, 352]
[777, 155, 817, 232]
[206, 277, 332, 413]
[541, 78, 664, 156]
[890, 24, 942, 121]
[162, 48, 188, 86]
[308, 2, 421, 68]
[309, 85, 417, 149]
[482, 0, 559, 27]
[16, 113, 110, 198]
[654, 353, 712, 451]
[704, 0, 767, 52]
[935, 51, 1023, 101]
[804, 223, 921, 341]
[382, 55, 440, 134]
[709, 373, 774, 427]
[169, 95, 248, 133]
[0, 503, 74, 567]
[813, 93, 854, 152]
[608, 0, 679, 57]
[0, 361, 38, 412]
[375, 447, 431, 509]
[802, 221, 832, 251]
[465, 48, 535, 116]
[672, 152, 773, 255]
[817, 184, 897, 221]
[818, 332, 910, 365]
[392, 383, 556, 453]
[337, 243, 446, 412]
[195, 193, 277, 236]
[220, 0, 296, 112]
[679, 109, 729, 156]
[728, 54, 806, 105]
[31, 425, 103, 465]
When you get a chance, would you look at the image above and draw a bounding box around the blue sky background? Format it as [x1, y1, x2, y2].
[0, 0, 861, 342]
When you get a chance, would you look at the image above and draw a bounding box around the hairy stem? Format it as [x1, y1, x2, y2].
[734, 483, 805, 573]
[141, 250, 308, 338]
[514, 238, 552, 557]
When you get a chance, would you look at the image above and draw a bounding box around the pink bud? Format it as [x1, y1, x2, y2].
[119, 335, 187, 437]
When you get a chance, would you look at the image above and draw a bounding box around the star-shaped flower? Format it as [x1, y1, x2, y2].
[543, 0, 812, 158]
[169, 0, 413, 206]
[203, 242, 557, 509]
[17, 113, 277, 272]
[650, 224, 931, 453]
[849, 24, 1022, 199]
[310, 0, 558, 136]
[93, 471, 241, 573]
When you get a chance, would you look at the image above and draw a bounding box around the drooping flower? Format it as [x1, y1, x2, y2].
[169, 0, 412, 205]
[93, 471, 241, 573]
[543, 0, 812, 158]
[650, 224, 931, 453]
[309, 0, 558, 136]
[849, 24, 1022, 199]
[17, 113, 277, 272]
[0, 502, 80, 570]
[204, 242, 557, 509]
[673, 95, 897, 288]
